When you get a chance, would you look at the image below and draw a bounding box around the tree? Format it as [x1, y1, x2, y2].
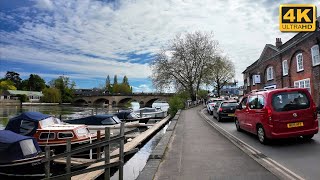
[28, 74, 46, 91]
[42, 88, 61, 103]
[151, 32, 219, 101]
[197, 89, 208, 100]
[49, 76, 75, 103]
[0, 80, 17, 90]
[113, 75, 118, 85]
[209, 56, 235, 97]
[122, 76, 129, 86]
[105, 75, 112, 93]
[4, 71, 22, 88]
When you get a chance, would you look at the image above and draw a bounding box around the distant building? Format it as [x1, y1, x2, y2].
[242, 22, 320, 106]
[0, 90, 43, 102]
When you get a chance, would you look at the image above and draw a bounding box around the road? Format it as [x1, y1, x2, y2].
[201, 108, 320, 180]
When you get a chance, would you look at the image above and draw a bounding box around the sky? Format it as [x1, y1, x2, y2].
[0, 0, 319, 92]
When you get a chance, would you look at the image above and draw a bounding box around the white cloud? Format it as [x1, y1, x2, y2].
[132, 84, 154, 93]
[1, 0, 319, 87]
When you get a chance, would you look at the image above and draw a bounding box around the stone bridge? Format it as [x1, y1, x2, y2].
[73, 93, 174, 107]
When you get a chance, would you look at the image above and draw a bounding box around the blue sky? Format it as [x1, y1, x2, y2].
[0, 0, 319, 92]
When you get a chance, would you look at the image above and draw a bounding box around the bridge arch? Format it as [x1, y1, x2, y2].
[93, 98, 109, 106]
[145, 98, 162, 107]
[73, 99, 88, 106]
[118, 97, 139, 107]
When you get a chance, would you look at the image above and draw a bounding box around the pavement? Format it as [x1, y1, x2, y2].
[153, 106, 278, 180]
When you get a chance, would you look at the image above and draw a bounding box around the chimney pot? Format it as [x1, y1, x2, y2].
[276, 38, 282, 47]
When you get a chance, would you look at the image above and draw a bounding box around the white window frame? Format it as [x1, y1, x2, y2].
[296, 53, 304, 72]
[311, 45, 320, 66]
[282, 60, 288, 76]
[252, 75, 255, 86]
[294, 78, 311, 94]
[266, 67, 274, 81]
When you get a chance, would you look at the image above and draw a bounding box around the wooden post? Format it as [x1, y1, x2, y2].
[45, 146, 50, 179]
[66, 139, 71, 180]
[97, 130, 101, 160]
[104, 127, 110, 180]
[119, 122, 125, 180]
[91, 109, 94, 115]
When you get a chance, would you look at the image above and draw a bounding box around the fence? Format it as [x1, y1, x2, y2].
[41, 123, 125, 180]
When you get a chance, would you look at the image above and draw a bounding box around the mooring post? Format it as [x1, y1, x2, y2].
[66, 139, 71, 180]
[91, 109, 94, 115]
[45, 146, 50, 179]
[119, 122, 125, 180]
[104, 127, 110, 180]
[97, 130, 101, 160]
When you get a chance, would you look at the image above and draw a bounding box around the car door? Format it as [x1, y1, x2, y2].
[247, 95, 259, 133]
[236, 97, 248, 130]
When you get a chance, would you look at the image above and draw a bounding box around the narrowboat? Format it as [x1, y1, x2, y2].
[0, 130, 46, 177]
[134, 107, 168, 119]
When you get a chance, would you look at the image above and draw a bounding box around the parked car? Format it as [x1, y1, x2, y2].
[213, 100, 238, 122]
[206, 98, 223, 115]
[235, 88, 319, 144]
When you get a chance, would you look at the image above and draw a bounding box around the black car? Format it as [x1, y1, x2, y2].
[213, 101, 238, 122]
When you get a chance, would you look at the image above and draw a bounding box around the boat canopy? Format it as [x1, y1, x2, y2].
[65, 114, 121, 125]
[5, 112, 50, 136]
[0, 130, 41, 163]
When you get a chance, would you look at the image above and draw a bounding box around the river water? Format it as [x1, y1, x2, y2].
[0, 102, 169, 130]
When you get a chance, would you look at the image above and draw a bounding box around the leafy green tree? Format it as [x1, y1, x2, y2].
[42, 88, 61, 103]
[122, 76, 129, 86]
[168, 92, 188, 116]
[198, 89, 208, 100]
[4, 71, 22, 88]
[28, 74, 46, 91]
[49, 76, 75, 103]
[0, 80, 17, 90]
[17, 94, 28, 102]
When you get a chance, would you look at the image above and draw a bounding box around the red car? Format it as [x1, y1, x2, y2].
[235, 88, 318, 144]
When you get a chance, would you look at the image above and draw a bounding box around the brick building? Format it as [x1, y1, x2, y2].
[242, 27, 320, 107]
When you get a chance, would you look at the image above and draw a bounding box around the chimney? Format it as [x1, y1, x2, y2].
[275, 38, 282, 47]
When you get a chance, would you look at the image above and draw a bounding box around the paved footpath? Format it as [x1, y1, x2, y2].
[154, 106, 278, 180]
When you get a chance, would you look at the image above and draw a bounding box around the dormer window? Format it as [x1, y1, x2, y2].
[296, 53, 304, 72]
[266, 67, 273, 81]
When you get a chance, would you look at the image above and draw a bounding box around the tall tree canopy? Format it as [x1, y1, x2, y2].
[209, 56, 235, 97]
[49, 76, 75, 103]
[151, 32, 220, 100]
[4, 71, 22, 89]
[21, 74, 46, 91]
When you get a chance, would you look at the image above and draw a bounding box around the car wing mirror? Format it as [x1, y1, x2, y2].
[236, 104, 243, 110]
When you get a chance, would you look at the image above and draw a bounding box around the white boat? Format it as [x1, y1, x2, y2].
[134, 107, 168, 119]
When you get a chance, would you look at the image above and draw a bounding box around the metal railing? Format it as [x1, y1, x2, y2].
[41, 123, 125, 180]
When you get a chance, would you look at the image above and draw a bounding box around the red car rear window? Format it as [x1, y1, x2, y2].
[271, 91, 310, 112]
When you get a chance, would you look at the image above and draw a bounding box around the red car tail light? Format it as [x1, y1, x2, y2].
[219, 108, 223, 112]
[312, 104, 317, 120]
[264, 106, 273, 125]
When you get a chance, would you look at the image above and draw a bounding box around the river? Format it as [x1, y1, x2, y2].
[0, 102, 169, 130]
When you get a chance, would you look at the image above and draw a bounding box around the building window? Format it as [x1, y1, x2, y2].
[266, 67, 273, 81]
[282, 60, 288, 76]
[296, 53, 304, 72]
[294, 78, 311, 94]
[311, 45, 320, 66]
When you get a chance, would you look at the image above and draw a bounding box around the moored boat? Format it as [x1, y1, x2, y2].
[134, 107, 168, 119]
[0, 130, 46, 177]
[115, 110, 151, 123]
[5, 112, 97, 154]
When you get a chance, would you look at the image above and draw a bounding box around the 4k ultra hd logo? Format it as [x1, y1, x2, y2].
[280, 4, 316, 32]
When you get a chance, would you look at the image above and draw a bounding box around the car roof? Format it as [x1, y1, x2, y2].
[247, 88, 309, 96]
